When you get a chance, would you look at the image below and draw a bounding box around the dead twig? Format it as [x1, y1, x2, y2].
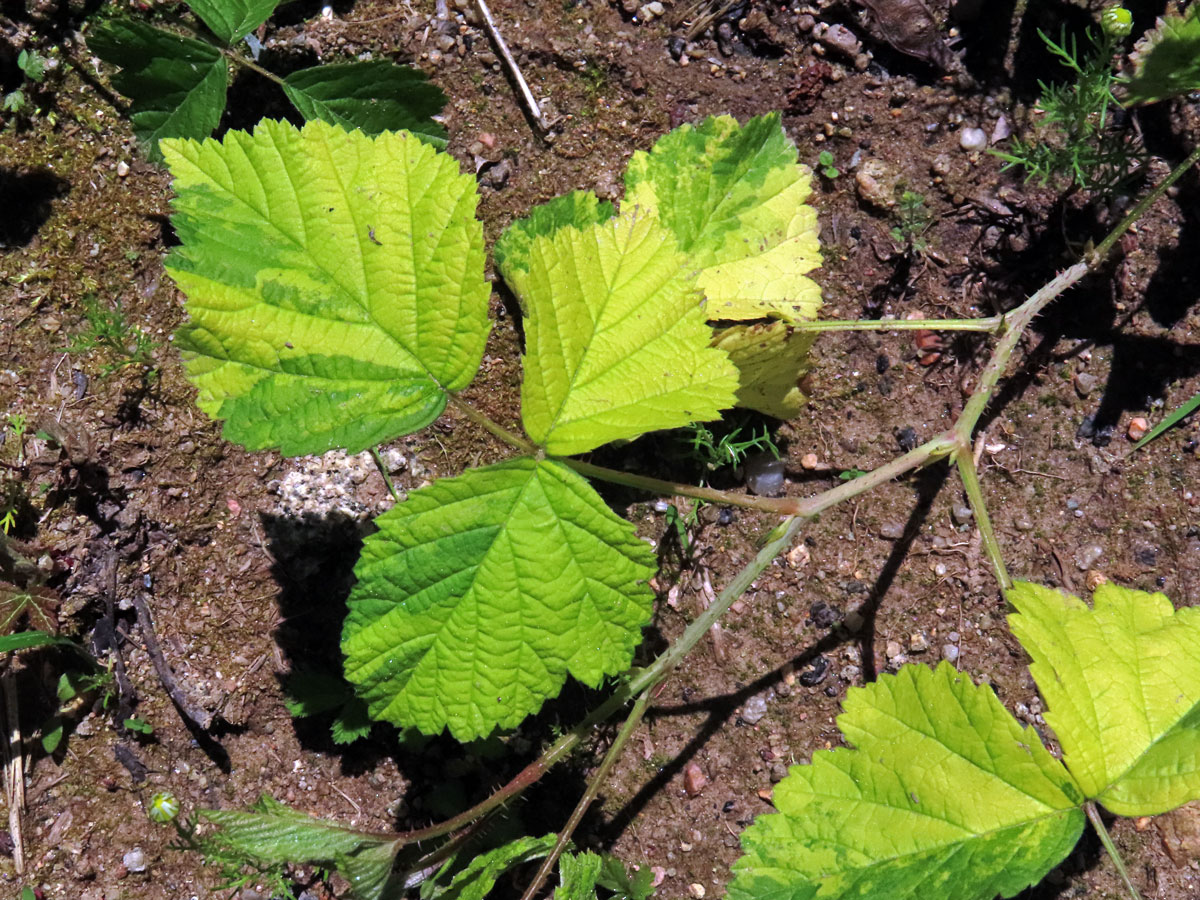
[130, 592, 214, 731]
[473, 0, 556, 136]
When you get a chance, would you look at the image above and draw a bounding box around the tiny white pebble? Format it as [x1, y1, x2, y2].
[116, 160, 130, 177]
[959, 127, 987, 152]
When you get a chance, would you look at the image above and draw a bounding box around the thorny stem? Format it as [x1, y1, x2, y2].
[1090, 142, 1200, 263]
[955, 450, 1012, 592]
[1086, 801, 1142, 900]
[519, 687, 655, 900]
[786, 315, 1004, 333]
[220, 47, 287, 88]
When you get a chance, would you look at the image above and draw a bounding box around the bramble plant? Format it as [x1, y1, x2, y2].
[154, 6, 1200, 895]
[731, 581, 1200, 900]
[89, 0, 447, 160]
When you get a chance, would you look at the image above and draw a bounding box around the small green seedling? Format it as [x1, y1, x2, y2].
[730, 581, 1200, 900]
[124, 716, 154, 735]
[683, 421, 779, 474]
[817, 149, 840, 179]
[3, 49, 48, 115]
[889, 190, 932, 252]
[992, 7, 1141, 194]
[66, 296, 157, 377]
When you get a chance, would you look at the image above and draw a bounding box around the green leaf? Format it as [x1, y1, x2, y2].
[556, 850, 604, 900]
[337, 842, 407, 900]
[41, 717, 64, 754]
[89, 19, 228, 160]
[0, 630, 75, 653]
[623, 113, 822, 325]
[729, 662, 1084, 900]
[202, 795, 402, 899]
[710, 322, 816, 419]
[331, 697, 373, 744]
[493, 191, 615, 276]
[1008, 580, 1200, 815]
[1132, 388, 1200, 450]
[285, 669, 351, 717]
[186, 0, 279, 43]
[162, 119, 490, 455]
[596, 854, 655, 900]
[1123, 4, 1200, 105]
[0, 581, 57, 635]
[503, 209, 739, 455]
[342, 457, 656, 740]
[429, 834, 557, 900]
[282, 62, 448, 146]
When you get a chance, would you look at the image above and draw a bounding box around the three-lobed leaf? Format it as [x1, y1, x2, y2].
[342, 457, 656, 740]
[163, 120, 490, 455]
[503, 209, 739, 455]
[1009, 580, 1200, 815]
[729, 662, 1084, 900]
[282, 61, 449, 146]
[89, 19, 227, 160]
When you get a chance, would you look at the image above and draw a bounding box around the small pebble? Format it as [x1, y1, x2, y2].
[800, 452, 819, 470]
[810, 601, 839, 628]
[798, 655, 830, 686]
[933, 562, 947, 577]
[951, 505, 973, 525]
[1074, 372, 1097, 397]
[1075, 545, 1104, 571]
[880, 521, 905, 540]
[959, 127, 987, 151]
[843, 611, 865, 633]
[1014, 517, 1034, 531]
[744, 452, 785, 496]
[885, 640, 903, 660]
[683, 762, 708, 797]
[942, 644, 960, 662]
[908, 632, 929, 653]
[742, 694, 769, 724]
[1127, 416, 1149, 441]
[123, 848, 147, 873]
[116, 160, 130, 177]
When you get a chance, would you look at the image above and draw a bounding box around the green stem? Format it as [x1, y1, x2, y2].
[954, 450, 1012, 593]
[1090, 142, 1200, 263]
[519, 687, 654, 900]
[221, 46, 286, 88]
[446, 393, 537, 454]
[567, 433, 956, 518]
[787, 316, 1004, 333]
[954, 261, 1089, 446]
[1085, 801, 1141, 900]
[369, 447, 402, 503]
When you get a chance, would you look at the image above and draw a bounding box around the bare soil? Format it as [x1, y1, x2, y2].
[2, 1, 1199, 898]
